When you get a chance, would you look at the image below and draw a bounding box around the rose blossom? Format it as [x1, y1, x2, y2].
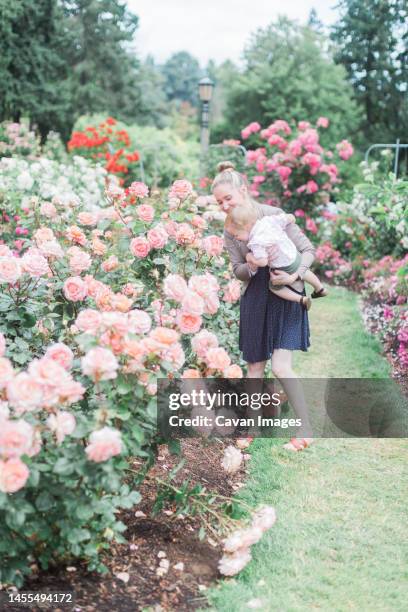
[0, 333, 6, 357]
[224, 364, 243, 378]
[177, 312, 202, 334]
[81, 347, 118, 381]
[218, 549, 252, 576]
[66, 226, 87, 246]
[0, 245, 12, 257]
[169, 179, 193, 201]
[85, 427, 123, 462]
[181, 369, 201, 378]
[47, 410, 76, 444]
[202, 235, 224, 257]
[92, 237, 107, 256]
[77, 211, 98, 226]
[175, 223, 195, 246]
[317, 116, 329, 128]
[205, 347, 231, 371]
[223, 526, 263, 553]
[40, 201, 57, 218]
[251, 506, 277, 532]
[34, 227, 54, 245]
[0, 458, 30, 493]
[221, 445, 243, 474]
[63, 276, 88, 302]
[0, 419, 34, 458]
[203, 292, 220, 315]
[6, 373, 43, 413]
[0, 358, 14, 388]
[130, 236, 151, 258]
[75, 308, 102, 334]
[69, 249, 92, 274]
[129, 181, 149, 198]
[181, 290, 205, 316]
[136, 204, 155, 222]
[188, 273, 219, 297]
[163, 274, 188, 302]
[127, 309, 152, 335]
[223, 280, 241, 303]
[21, 248, 49, 277]
[147, 224, 168, 249]
[191, 330, 219, 359]
[39, 240, 64, 259]
[162, 342, 185, 370]
[149, 327, 179, 346]
[45, 343, 74, 370]
[0, 256, 22, 284]
[102, 255, 119, 272]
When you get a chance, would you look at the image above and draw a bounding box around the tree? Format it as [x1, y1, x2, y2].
[0, 0, 74, 141]
[331, 0, 408, 144]
[137, 56, 168, 128]
[161, 51, 202, 106]
[212, 17, 362, 148]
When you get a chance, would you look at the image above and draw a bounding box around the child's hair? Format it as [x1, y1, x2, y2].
[212, 160, 259, 208]
[229, 202, 258, 229]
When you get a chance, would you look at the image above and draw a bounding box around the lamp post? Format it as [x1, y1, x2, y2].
[198, 76, 214, 179]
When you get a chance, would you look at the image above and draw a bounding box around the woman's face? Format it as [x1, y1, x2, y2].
[213, 184, 246, 214]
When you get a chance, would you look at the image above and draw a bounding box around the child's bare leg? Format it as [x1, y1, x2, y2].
[270, 286, 311, 310]
[303, 270, 328, 297]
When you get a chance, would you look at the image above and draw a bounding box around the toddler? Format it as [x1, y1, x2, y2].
[228, 204, 327, 310]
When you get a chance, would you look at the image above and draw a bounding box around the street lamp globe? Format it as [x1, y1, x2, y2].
[198, 77, 214, 102]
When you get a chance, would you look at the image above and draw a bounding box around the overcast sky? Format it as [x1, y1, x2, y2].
[127, 0, 340, 66]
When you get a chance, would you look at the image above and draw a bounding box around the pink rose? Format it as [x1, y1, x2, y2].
[21, 248, 49, 277]
[181, 290, 205, 316]
[129, 181, 149, 198]
[305, 218, 318, 234]
[202, 235, 224, 257]
[66, 226, 87, 246]
[147, 224, 168, 249]
[130, 236, 151, 258]
[85, 427, 123, 462]
[69, 249, 92, 274]
[224, 364, 243, 378]
[223, 280, 241, 303]
[40, 201, 57, 218]
[175, 223, 195, 246]
[0, 419, 34, 458]
[63, 277, 88, 302]
[0, 333, 6, 357]
[39, 240, 64, 259]
[177, 311, 202, 334]
[0, 458, 30, 493]
[162, 342, 185, 370]
[34, 227, 55, 245]
[81, 347, 119, 381]
[45, 343, 74, 370]
[204, 347, 231, 371]
[0, 358, 14, 389]
[77, 212, 98, 226]
[336, 139, 354, 160]
[7, 372, 43, 414]
[169, 179, 193, 201]
[127, 309, 152, 334]
[317, 117, 329, 128]
[47, 410, 76, 444]
[0, 256, 22, 284]
[204, 292, 220, 315]
[305, 180, 319, 194]
[102, 255, 119, 272]
[163, 274, 188, 302]
[191, 330, 219, 359]
[75, 309, 102, 334]
[136, 204, 154, 222]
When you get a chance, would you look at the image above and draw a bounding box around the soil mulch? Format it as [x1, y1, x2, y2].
[2, 439, 248, 612]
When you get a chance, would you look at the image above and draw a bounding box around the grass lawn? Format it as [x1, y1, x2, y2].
[205, 287, 408, 611]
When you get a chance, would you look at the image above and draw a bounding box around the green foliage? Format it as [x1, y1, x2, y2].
[212, 17, 362, 151]
[331, 0, 408, 146]
[161, 51, 202, 107]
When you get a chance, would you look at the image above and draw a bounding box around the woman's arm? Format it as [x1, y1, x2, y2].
[286, 223, 316, 279]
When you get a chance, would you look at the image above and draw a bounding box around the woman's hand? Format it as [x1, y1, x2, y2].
[246, 252, 262, 272]
[270, 270, 298, 286]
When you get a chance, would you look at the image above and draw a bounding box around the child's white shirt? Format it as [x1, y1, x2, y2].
[247, 215, 297, 268]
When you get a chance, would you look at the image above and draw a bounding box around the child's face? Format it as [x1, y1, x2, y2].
[213, 184, 247, 213]
[229, 223, 252, 241]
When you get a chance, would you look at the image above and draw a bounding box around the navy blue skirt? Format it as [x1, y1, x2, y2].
[239, 266, 310, 363]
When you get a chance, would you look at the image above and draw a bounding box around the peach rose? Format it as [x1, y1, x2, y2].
[223, 280, 241, 303]
[45, 343, 74, 370]
[205, 347, 231, 371]
[34, 227, 55, 244]
[123, 339, 146, 364]
[0, 458, 30, 493]
[130, 236, 151, 258]
[63, 277, 88, 302]
[21, 248, 49, 277]
[81, 347, 118, 381]
[181, 369, 202, 378]
[162, 342, 185, 370]
[39, 240, 64, 259]
[147, 224, 168, 249]
[191, 215, 206, 229]
[0, 256, 22, 284]
[149, 327, 179, 346]
[84, 275, 105, 298]
[204, 292, 220, 315]
[7, 373, 43, 413]
[69, 249, 92, 274]
[224, 364, 243, 378]
[0, 358, 15, 388]
[181, 290, 204, 316]
[110, 293, 133, 312]
[191, 329, 219, 358]
[177, 311, 202, 334]
[163, 274, 188, 302]
[175, 223, 195, 246]
[66, 226, 87, 246]
[85, 427, 123, 462]
[92, 237, 107, 256]
[58, 379, 85, 405]
[102, 255, 119, 272]
[127, 309, 152, 334]
[202, 235, 224, 257]
[0, 419, 34, 458]
[40, 201, 57, 218]
[47, 410, 76, 444]
[136, 204, 154, 222]
[188, 273, 219, 297]
[75, 308, 102, 334]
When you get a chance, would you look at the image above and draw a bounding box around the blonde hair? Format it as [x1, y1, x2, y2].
[229, 202, 258, 229]
[212, 160, 259, 210]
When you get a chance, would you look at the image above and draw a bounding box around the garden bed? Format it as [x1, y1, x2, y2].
[4, 440, 246, 612]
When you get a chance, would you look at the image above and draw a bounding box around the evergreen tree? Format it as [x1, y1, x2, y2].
[331, 0, 408, 143]
[161, 51, 202, 107]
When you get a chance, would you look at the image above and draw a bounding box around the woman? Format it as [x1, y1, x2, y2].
[212, 161, 315, 450]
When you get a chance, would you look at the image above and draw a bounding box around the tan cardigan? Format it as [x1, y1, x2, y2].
[224, 203, 316, 294]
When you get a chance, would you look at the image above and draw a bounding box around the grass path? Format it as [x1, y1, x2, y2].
[206, 287, 408, 611]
